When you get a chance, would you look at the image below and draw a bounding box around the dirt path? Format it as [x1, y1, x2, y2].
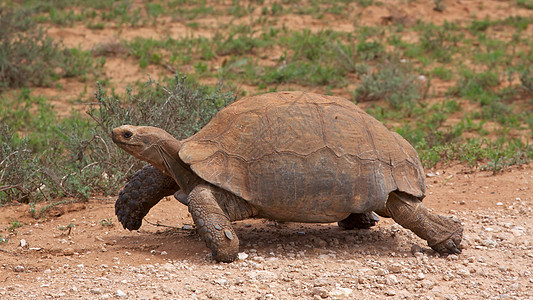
[1, 163, 532, 299]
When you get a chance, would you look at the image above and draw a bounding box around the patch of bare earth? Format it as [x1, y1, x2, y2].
[0, 164, 532, 299]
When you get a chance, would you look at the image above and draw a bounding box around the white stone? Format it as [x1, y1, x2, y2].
[115, 289, 127, 297]
[90, 288, 103, 295]
[214, 279, 228, 286]
[13, 265, 25, 273]
[246, 270, 277, 281]
[329, 287, 353, 298]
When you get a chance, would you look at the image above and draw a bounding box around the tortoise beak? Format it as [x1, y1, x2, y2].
[111, 128, 120, 143]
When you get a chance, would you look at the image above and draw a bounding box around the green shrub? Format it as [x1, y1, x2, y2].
[0, 7, 101, 91]
[354, 59, 425, 108]
[0, 125, 42, 203]
[520, 67, 533, 95]
[0, 7, 62, 91]
[0, 74, 234, 205]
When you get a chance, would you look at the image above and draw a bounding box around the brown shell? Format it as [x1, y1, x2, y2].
[179, 91, 426, 222]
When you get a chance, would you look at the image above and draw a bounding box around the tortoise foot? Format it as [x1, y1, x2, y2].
[115, 165, 178, 231]
[116, 189, 144, 230]
[431, 227, 463, 255]
[387, 192, 464, 256]
[338, 212, 379, 230]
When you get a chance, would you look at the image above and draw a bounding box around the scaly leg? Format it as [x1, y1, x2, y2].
[115, 165, 179, 230]
[187, 184, 242, 262]
[386, 191, 463, 255]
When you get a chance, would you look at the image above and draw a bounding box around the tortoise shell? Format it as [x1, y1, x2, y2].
[179, 91, 425, 222]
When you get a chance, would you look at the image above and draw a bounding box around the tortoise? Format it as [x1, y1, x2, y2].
[112, 91, 463, 262]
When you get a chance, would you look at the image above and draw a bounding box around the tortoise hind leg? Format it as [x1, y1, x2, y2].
[115, 165, 179, 230]
[385, 191, 463, 255]
[338, 212, 379, 230]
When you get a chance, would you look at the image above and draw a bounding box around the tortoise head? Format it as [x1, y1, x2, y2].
[111, 125, 182, 174]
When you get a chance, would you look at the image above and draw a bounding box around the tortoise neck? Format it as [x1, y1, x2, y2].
[157, 139, 202, 194]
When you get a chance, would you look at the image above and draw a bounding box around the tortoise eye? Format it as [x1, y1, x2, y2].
[123, 131, 133, 139]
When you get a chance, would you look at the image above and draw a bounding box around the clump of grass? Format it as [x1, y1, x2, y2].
[517, 0, 533, 9]
[431, 66, 454, 80]
[520, 67, 533, 95]
[100, 218, 114, 227]
[0, 7, 62, 91]
[58, 222, 74, 235]
[7, 218, 23, 232]
[419, 138, 533, 172]
[0, 7, 102, 91]
[0, 124, 43, 203]
[126, 37, 164, 68]
[448, 69, 500, 101]
[354, 59, 426, 109]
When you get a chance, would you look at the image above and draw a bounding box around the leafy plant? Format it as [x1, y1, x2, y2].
[517, 0, 533, 9]
[0, 7, 101, 91]
[100, 218, 114, 227]
[0, 7, 62, 91]
[354, 59, 426, 109]
[7, 218, 23, 232]
[0, 235, 8, 244]
[58, 222, 75, 235]
[520, 67, 533, 95]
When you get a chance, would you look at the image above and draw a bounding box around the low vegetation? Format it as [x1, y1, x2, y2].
[0, 1, 532, 209]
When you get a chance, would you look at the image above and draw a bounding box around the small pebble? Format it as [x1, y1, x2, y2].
[13, 265, 25, 272]
[90, 288, 103, 295]
[311, 287, 328, 298]
[416, 273, 425, 280]
[329, 287, 353, 298]
[63, 248, 75, 256]
[115, 289, 127, 298]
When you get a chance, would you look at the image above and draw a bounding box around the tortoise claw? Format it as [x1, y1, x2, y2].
[430, 227, 463, 255]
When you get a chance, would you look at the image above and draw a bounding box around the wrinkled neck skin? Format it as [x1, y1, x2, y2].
[141, 137, 201, 194]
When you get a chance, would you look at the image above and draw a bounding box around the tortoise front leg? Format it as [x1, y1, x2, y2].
[187, 184, 240, 262]
[385, 192, 463, 255]
[116, 165, 179, 230]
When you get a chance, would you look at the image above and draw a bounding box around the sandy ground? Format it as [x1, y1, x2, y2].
[0, 163, 532, 299]
[3, 1, 533, 299]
